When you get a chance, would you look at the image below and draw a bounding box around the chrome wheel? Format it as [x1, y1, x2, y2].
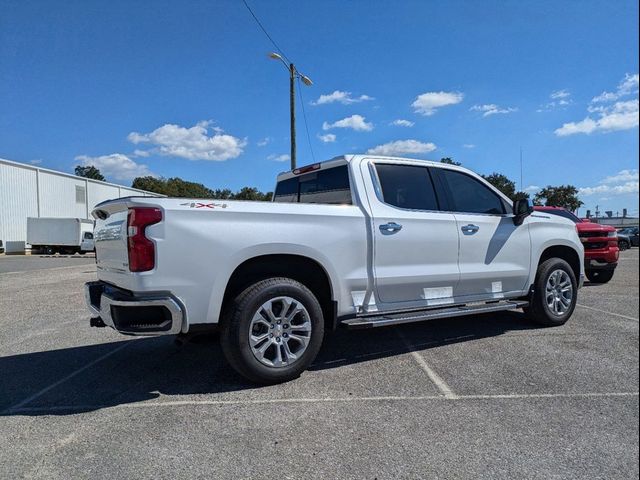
[248, 296, 312, 368]
[545, 269, 574, 316]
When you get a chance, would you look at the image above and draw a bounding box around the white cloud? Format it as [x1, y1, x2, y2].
[412, 91, 464, 116]
[592, 73, 639, 103]
[366, 139, 437, 156]
[470, 104, 518, 117]
[257, 137, 272, 147]
[579, 169, 639, 196]
[317, 133, 336, 143]
[128, 121, 246, 161]
[75, 153, 154, 181]
[132, 149, 150, 158]
[311, 90, 374, 105]
[555, 99, 639, 136]
[601, 169, 639, 184]
[322, 114, 373, 132]
[550, 89, 571, 99]
[524, 185, 541, 193]
[462, 144, 476, 149]
[267, 154, 290, 162]
[538, 90, 572, 111]
[30, 159, 43, 165]
[390, 119, 414, 127]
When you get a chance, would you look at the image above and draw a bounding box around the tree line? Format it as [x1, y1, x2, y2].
[75, 159, 583, 211]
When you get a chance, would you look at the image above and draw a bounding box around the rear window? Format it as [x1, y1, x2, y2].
[273, 165, 352, 204]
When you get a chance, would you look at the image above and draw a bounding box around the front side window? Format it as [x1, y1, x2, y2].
[374, 163, 438, 211]
[438, 169, 505, 215]
[273, 165, 352, 204]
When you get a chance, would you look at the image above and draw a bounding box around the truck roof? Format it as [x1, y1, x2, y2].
[276, 154, 463, 182]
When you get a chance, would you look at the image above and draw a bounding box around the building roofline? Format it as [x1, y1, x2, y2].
[0, 157, 164, 196]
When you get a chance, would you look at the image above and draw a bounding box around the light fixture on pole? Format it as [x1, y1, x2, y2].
[269, 52, 312, 170]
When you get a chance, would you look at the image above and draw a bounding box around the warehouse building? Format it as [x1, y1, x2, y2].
[0, 158, 162, 253]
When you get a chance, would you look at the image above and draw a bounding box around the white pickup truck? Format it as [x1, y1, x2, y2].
[86, 155, 584, 383]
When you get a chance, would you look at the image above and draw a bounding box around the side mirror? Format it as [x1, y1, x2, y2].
[513, 198, 534, 225]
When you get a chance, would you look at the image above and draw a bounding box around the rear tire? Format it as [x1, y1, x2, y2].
[43, 246, 56, 255]
[586, 269, 615, 284]
[220, 277, 324, 384]
[618, 240, 629, 251]
[525, 258, 577, 327]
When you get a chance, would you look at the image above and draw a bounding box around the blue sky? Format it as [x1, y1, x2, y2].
[1, 0, 638, 215]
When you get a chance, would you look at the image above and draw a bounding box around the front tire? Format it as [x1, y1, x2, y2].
[586, 269, 615, 284]
[525, 258, 577, 327]
[220, 278, 325, 384]
[618, 240, 630, 251]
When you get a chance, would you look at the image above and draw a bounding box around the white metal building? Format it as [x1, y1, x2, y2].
[0, 158, 162, 253]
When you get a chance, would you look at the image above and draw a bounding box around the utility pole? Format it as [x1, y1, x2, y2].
[269, 53, 313, 172]
[289, 63, 296, 171]
[519, 147, 523, 192]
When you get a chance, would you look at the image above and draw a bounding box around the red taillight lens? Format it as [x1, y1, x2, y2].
[127, 207, 162, 272]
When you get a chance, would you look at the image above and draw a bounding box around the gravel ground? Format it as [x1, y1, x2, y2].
[0, 250, 638, 479]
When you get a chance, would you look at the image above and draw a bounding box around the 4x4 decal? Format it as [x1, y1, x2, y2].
[180, 202, 228, 209]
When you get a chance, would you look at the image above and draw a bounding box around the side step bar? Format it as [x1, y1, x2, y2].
[341, 300, 529, 329]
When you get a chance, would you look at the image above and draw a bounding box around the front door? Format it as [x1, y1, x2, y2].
[432, 168, 531, 299]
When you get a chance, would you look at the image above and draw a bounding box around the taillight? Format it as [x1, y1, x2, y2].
[127, 207, 162, 272]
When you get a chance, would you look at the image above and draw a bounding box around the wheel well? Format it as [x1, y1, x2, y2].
[221, 254, 336, 331]
[538, 245, 581, 281]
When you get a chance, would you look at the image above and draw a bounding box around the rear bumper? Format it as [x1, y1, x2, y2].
[84, 281, 184, 336]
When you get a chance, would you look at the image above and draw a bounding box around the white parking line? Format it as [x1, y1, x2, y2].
[2, 341, 134, 414]
[397, 330, 459, 399]
[577, 304, 639, 322]
[6, 391, 638, 414]
[0, 264, 94, 276]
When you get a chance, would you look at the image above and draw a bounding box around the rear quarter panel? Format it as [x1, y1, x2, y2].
[99, 198, 368, 330]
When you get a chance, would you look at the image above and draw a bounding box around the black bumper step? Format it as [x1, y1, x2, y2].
[341, 300, 529, 329]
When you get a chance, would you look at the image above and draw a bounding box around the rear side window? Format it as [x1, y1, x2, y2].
[273, 165, 352, 204]
[374, 164, 438, 211]
[437, 169, 506, 215]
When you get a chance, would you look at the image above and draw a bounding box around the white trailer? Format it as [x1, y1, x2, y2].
[27, 217, 95, 255]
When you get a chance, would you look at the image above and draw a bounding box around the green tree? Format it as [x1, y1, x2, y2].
[232, 187, 269, 201]
[482, 173, 516, 199]
[132, 176, 272, 201]
[440, 157, 461, 166]
[131, 176, 215, 198]
[534, 185, 583, 212]
[75, 165, 105, 181]
[513, 191, 530, 201]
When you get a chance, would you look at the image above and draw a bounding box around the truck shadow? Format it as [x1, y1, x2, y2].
[0, 311, 540, 416]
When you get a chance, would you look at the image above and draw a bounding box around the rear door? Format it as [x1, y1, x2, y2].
[364, 161, 460, 309]
[431, 167, 531, 299]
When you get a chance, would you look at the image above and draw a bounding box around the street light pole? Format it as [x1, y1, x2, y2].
[289, 63, 296, 171]
[269, 53, 312, 171]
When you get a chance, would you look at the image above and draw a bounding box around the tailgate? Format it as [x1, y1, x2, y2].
[94, 202, 130, 273]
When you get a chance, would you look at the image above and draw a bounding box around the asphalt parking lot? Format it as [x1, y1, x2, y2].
[1, 252, 638, 479]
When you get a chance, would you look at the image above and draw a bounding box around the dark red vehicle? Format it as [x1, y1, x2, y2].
[534, 206, 619, 283]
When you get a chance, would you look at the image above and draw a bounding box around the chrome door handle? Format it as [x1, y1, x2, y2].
[379, 222, 403, 235]
[461, 224, 480, 235]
